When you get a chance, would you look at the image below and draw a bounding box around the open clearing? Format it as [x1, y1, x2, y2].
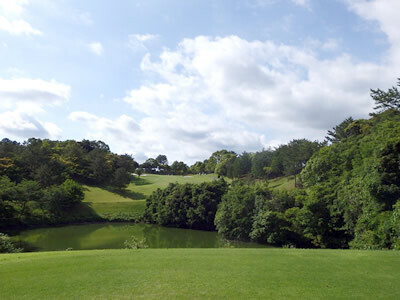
[1, 248, 399, 299]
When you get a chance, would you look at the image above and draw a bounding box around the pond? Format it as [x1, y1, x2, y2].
[12, 223, 267, 251]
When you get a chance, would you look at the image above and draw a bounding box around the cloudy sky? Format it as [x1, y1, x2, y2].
[0, 0, 399, 164]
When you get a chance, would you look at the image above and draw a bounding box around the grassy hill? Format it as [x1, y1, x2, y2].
[68, 174, 219, 222]
[1, 248, 399, 299]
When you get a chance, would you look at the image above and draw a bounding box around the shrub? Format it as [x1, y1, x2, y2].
[124, 236, 148, 249]
[0, 233, 21, 253]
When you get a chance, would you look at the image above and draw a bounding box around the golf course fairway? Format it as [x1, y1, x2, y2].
[1, 248, 399, 299]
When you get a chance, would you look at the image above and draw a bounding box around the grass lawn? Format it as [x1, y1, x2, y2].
[127, 173, 220, 199]
[69, 174, 219, 222]
[1, 248, 399, 299]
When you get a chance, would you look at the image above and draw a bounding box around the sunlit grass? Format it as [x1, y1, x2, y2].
[1, 248, 399, 299]
[73, 174, 220, 221]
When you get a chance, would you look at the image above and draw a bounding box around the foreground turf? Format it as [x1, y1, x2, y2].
[1, 248, 399, 299]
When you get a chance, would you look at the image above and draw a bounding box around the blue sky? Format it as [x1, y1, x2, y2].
[0, 0, 399, 163]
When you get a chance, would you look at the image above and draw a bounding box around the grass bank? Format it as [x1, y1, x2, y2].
[68, 174, 219, 223]
[1, 248, 399, 299]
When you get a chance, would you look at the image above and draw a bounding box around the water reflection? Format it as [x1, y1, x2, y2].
[13, 223, 267, 251]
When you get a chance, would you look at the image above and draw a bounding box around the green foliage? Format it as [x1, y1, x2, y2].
[301, 109, 400, 249]
[124, 236, 149, 249]
[214, 181, 268, 240]
[326, 117, 354, 143]
[145, 179, 228, 230]
[0, 233, 21, 253]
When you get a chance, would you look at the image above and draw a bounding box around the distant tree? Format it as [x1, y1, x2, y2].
[251, 149, 273, 178]
[277, 139, 322, 187]
[136, 168, 143, 177]
[215, 153, 236, 177]
[229, 152, 251, 178]
[190, 161, 206, 174]
[170, 161, 189, 175]
[140, 158, 159, 174]
[155, 155, 168, 166]
[326, 117, 354, 143]
[79, 140, 110, 153]
[371, 78, 400, 113]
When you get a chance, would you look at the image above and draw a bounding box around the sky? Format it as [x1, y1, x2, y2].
[0, 0, 399, 164]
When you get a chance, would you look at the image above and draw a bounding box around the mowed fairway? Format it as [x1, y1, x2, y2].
[79, 174, 219, 220]
[1, 248, 399, 299]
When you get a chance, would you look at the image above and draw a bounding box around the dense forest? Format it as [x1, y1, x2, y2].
[145, 80, 400, 249]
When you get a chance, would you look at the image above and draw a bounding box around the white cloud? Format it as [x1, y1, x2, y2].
[0, 0, 42, 36]
[0, 78, 70, 107]
[88, 42, 103, 56]
[70, 0, 400, 164]
[119, 32, 397, 162]
[345, 0, 400, 63]
[0, 0, 29, 16]
[128, 34, 158, 52]
[0, 77, 70, 139]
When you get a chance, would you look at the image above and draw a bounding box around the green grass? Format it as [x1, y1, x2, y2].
[127, 173, 220, 198]
[68, 174, 219, 222]
[268, 175, 296, 191]
[1, 248, 399, 299]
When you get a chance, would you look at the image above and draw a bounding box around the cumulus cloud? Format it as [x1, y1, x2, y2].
[0, 77, 70, 139]
[88, 42, 103, 56]
[72, 0, 400, 163]
[0, 0, 42, 36]
[345, 0, 400, 63]
[0, 78, 70, 107]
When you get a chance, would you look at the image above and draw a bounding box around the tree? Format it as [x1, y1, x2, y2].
[326, 117, 354, 143]
[155, 154, 168, 166]
[136, 168, 143, 177]
[371, 78, 400, 113]
[140, 158, 159, 174]
[170, 161, 188, 175]
[281, 139, 322, 187]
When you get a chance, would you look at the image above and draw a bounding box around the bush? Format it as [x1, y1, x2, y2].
[124, 236, 148, 249]
[0, 233, 21, 253]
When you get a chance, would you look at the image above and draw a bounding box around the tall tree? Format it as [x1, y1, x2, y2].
[371, 78, 400, 113]
[326, 117, 354, 143]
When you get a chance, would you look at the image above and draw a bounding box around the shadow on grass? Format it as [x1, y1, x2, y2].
[131, 176, 151, 186]
[103, 186, 147, 201]
[68, 202, 100, 217]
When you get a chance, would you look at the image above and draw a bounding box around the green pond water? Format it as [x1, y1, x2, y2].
[13, 223, 266, 251]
